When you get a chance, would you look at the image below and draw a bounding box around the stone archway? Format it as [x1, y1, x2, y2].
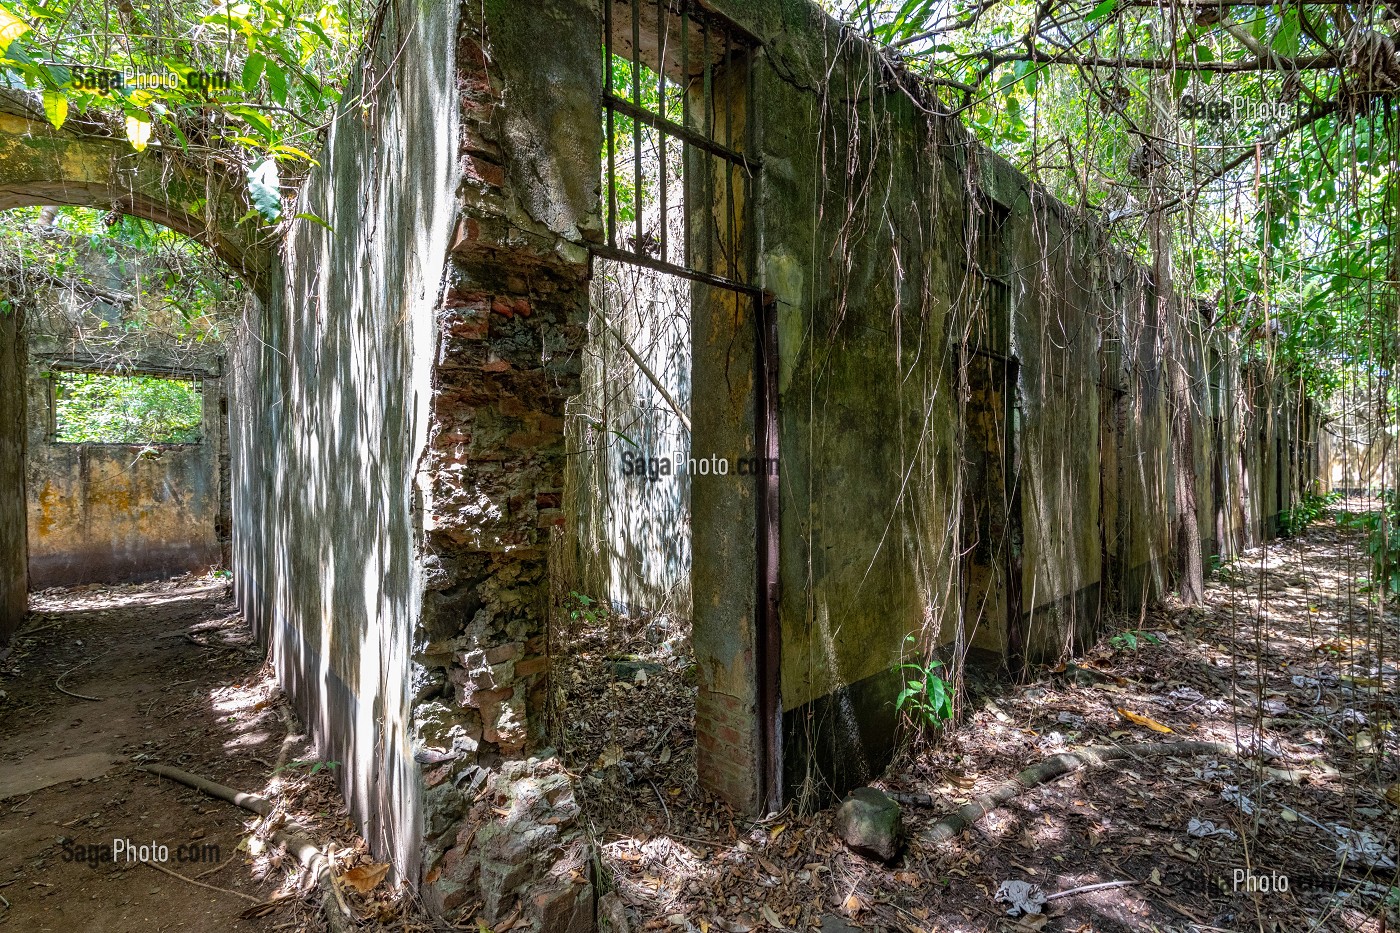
[0, 88, 272, 296]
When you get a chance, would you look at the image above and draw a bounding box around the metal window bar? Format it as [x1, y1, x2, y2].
[968, 197, 1012, 351]
[597, 0, 759, 297]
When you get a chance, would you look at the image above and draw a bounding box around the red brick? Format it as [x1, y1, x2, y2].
[514, 655, 549, 677]
[468, 155, 505, 188]
[485, 642, 524, 664]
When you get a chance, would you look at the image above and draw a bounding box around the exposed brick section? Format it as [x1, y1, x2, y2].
[410, 3, 597, 930]
[421, 757, 591, 927]
[695, 687, 762, 813]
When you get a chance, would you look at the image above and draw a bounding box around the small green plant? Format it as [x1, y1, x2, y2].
[896, 636, 954, 729]
[1278, 490, 1343, 537]
[564, 591, 605, 627]
[1109, 629, 1162, 651]
[272, 759, 339, 777]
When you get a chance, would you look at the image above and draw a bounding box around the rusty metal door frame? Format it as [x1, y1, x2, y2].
[594, 0, 781, 814]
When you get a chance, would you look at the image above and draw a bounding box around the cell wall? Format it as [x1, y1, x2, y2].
[229, 0, 457, 884]
[0, 307, 24, 642]
[24, 361, 224, 589]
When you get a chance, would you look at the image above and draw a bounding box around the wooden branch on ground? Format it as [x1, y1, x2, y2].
[141, 764, 354, 933]
[138, 859, 264, 904]
[922, 741, 1235, 845]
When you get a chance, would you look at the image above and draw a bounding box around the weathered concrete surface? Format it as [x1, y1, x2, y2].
[0, 751, 120, 800]
[579, 0, 1321, 808]
[0, 306, 25, 643]
[1320, 381, 1394, 493]
[230, 0, 456, 894]
[24, 361, 224, 588]
[235, 0, 600, 926]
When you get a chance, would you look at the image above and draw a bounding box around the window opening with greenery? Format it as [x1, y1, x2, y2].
[51, 371, 203, 445]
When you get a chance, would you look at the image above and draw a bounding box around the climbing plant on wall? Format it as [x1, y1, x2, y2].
[822, 0, 1400, 403]
[0, 0, 373, 222]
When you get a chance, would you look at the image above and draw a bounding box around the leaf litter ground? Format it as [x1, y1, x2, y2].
[0, 574, 428, 932]
[559, 509, 1400, 933]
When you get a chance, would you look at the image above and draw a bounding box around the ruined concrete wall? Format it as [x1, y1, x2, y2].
[1319, 381, 1396, 494]
[0, 307, 24, 642]
[660, 0, 1325, 807]
[24, 359, 224, 588]
[230, 0, 455, 888]
[690, 2, 963, 806]
[234, 0, 604, 924]
[1005, 184, 1106, 662]
[543, 0, 1330, 818]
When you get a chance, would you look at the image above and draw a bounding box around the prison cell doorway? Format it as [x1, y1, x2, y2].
[959, 348, 1024, 668]
[555, 0, 781, 819]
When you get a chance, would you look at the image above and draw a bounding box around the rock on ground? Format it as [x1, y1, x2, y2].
[833, 786, 903, 862]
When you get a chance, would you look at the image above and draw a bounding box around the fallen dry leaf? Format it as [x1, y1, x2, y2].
[596, 744, 625, 769]
[340, 861, 390, 895]
[1116, 708, 1173, 733]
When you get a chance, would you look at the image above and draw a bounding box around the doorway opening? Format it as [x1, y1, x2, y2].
[958, 196, 1024, 672]
[3, 207, 235, 591]
[554, 0, 780, 840]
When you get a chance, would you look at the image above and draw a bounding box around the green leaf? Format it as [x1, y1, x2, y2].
[41, 87, 66, 129]
[1273, 9, 1300, 59]
[241, 52, 266, 94]
[1086, 0, 1117, 21]
[265, 60, 287, 106]
[293, 212, 334, 232]
[228, 105, 276, 142]
[246, 158, 282, 222]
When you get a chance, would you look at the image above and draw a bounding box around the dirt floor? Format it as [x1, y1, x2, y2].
[8, 509, 1397, 933]
[0, 574, 414, 933]
[559, 509, 1400, 933]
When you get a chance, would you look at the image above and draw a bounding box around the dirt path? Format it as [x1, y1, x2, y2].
[0, 577, 306, 932]
[565, 510, 1400, 933]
